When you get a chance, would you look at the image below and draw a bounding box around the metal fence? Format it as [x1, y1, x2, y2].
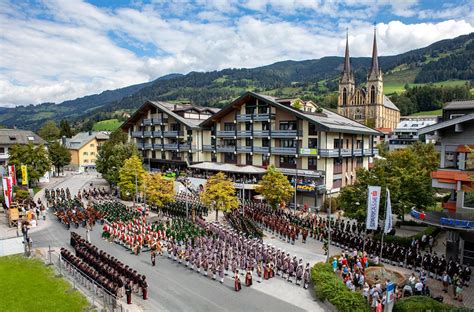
[43, 247, 125, 312]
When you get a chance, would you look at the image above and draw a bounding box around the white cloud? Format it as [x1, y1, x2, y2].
[0, 0, 472, 106]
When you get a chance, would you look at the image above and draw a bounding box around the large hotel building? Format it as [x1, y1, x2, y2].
[121, 91, 380, 209]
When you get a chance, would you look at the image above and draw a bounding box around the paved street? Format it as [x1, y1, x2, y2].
[31, 173, 326, 312]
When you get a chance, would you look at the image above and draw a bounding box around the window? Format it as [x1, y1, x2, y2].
[258, 105, 268, 114]
[222, 139, 236, 147]
[262, 122, 270, 131]
[262, 138, 270, 147]
[342, 88, 347, 105]
[90, 152, 95, 156]
[279, 121, 297, 130]
[224, 123, 235, 131]
[444, 152, 458, 169]
[333, 158, 343, 174]
[245, 122, 252, 131]
[262, 155, 270, 166]
[370, 86, 376, 104]
[308, 138, 318, 149]
[280, 139, 295, 148]
[308, 157, 317, 170]
[90, 143, 94, 147]
[245, 106, 255, 114]
[279, 155, 296, 168]
[245, 138, 252, 146]
[463, 191, 474, 209]
[356, 140, 363, 149]
[332, 178, 342, 189]
[0, 147, 5, 154]
[83, 159, 89, 163]
[27, 136, 35, 141]
[9, 136, 16, 141]
[224, 152, 236, 164]
[309, 123, 317, 135]
[334, 138, 343, 149]
[170, 123, 180, 131]
[171, 151, 180, 160]
[356, 157, 363, 168]
[246, 154, 253, 165]
[83, 152, 88, 155]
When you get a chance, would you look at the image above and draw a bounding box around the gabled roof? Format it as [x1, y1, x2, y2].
[0, 129, 46, 145]
[444, 100, 474, 110]
[121, 100, 216, 130]
[200, 91, 381, 136]
[65, 132, 109, 150]
[418, 113, 474, 135]
[383, 96, 399, 111]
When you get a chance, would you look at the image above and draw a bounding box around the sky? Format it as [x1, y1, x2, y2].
[0, 0, 473, 107]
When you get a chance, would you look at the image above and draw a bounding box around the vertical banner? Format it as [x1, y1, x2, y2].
[366, 186, 381, 230]
[21, 165, 28, 186]
[384, 188, 393, 234]
[8, 165, 17, 185]
[2, 176, 13, 208]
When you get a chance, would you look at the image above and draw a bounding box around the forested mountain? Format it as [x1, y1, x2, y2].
[0, 33, 472, 131]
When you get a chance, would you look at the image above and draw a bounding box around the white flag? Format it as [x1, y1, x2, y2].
[366, 186, 381, 230]
[384, 189, 392, 234]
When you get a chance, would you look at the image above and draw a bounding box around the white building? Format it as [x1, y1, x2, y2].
[388, 116, 438, 151]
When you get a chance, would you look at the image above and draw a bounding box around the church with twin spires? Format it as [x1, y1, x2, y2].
[337, 29, 400, 131]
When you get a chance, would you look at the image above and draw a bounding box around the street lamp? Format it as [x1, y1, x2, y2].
[326, 187, 333, 263]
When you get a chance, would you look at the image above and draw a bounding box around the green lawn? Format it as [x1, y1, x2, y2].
[409, 109, 442, 116]
[0, 255, 90, 312]
[92, 118, 122, 131]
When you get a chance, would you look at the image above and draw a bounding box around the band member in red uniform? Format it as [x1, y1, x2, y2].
[234, 270, 242, 292]
[245, 268, 253, 287]
[264, 263, 269, 280]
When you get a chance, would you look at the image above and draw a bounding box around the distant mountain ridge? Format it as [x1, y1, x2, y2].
[0, 32, 472, 131]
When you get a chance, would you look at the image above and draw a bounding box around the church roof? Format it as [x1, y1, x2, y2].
[369, 27, 379, 76]
[383, 96, 399, 111]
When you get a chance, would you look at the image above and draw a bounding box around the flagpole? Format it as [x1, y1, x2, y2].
[380, 187, 389, 261]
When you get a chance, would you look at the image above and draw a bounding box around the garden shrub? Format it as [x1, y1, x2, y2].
[311, 262, 370, 312]
[393, 296, 449, 312]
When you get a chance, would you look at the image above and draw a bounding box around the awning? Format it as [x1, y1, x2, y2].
[188, 162, 267, 174]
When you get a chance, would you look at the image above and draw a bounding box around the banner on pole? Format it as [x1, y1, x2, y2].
[366, 186, 381, 230]
[8, 165, 17, 185]
[2, 176, 13, 208]
[21, 165, 28, 185]
[384, 188, 393, 234]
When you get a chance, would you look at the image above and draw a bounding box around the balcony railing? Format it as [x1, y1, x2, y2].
[253, 130, 270, 137]
[236, 146, 252, 153]
[216, 146, 236, 153]
[203, 145, 214, 151]
[163, 131, 180, 137]
[163, 144, 179, 150]
[272, 147, 297, 155]
[236, 130, 252, 138]
[143, 131, 153, 137]
[236, 113, 275, 122]
[143, 118, 166, 125]
[272, 130, 300, 138]
[279, 162, 297, 169]
[216, 131, 236, 138]
[153, 131, 163, 137]
[137, 143, 145, 149]
[253, 146, 270, 154]
[144, 143, 153, 149]
[131, 131, 143, 138]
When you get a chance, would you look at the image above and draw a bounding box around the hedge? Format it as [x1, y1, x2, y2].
[373, 226, 440, 248]
[393, 296, 468, 312]
[311, 262, 370, 312]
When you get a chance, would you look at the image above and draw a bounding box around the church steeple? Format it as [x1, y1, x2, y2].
[368, 25, 380, 77]
[343, 31, 351, 76]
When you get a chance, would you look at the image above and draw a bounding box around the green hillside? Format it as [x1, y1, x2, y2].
[92, 119, 122, 131]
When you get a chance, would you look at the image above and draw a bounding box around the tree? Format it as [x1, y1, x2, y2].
[38, 120, 60, 142]
[142, 172, 174, 209]
[200, 172, 239, 221]
[338, 144, 438, 221]
[8, 143, 51, 186]
[117, 155, 145, 201]
[96, 129, 138, 185]
[59, 119, 73, 138]
[48, 142, 71, 175]
[255, 165, 294, 209]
